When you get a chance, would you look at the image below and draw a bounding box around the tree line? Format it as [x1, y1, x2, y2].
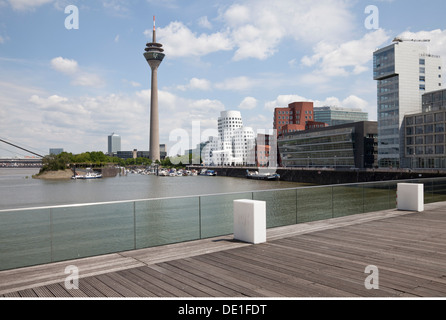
[39, 151, 190, 173]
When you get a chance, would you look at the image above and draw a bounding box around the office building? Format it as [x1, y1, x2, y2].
[274, 102, 316, 137]
[373, 38, 442, 168]
[404, 88, 446, 168]
[314, 106, 368, 126]
[278, 121, 378, 169]
[107, 133, 121, 155]
[203, 111, 255, 166]
[49, 148, 64, 155]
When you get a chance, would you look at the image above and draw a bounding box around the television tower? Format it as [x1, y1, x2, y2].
[144, 16, 165, 162]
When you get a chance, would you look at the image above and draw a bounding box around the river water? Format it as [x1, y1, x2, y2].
[0, 168, 306, 210]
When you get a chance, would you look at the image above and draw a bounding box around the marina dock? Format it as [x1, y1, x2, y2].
[1, 202, 446, 298]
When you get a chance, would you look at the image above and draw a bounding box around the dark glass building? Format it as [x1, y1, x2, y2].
[278, 121, 378, 169]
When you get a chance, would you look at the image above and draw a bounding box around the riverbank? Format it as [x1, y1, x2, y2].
[188, 166, 446, 184]
[32, 169, 73, 180]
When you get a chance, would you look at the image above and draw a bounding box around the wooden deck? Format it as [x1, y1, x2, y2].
[1, 202, 446, 298]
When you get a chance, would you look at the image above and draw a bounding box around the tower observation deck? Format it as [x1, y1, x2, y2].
[144, 16, 165, 162]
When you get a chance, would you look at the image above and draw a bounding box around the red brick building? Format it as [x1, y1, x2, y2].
[274, 102, 326, 137]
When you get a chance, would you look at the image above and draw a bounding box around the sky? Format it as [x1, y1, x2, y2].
[1, 0, 446, 158]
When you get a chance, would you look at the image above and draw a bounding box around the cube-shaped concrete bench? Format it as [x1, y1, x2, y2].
[233, 200, 266, 244]
[397, 183, 424, 212]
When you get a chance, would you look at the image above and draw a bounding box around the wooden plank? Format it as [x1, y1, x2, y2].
[31, 286, 55, 298]
[165, 259, 247, 297]
[168, 257, 271, 297]
[125, 267, 189, 297]
[101, 271, 157, 297]
[95, 273, 140, 297]
[80, 276, 122, 297]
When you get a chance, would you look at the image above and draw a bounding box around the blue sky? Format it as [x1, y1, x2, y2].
[0, 0, 445, 157]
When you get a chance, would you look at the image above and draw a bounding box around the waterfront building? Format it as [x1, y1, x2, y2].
[273, 102, 316, 137]
[255, 133, 277, 167]
[202, 111, 255, 166]
[314, 106, 368, 126]
[107, 133, 121, 156]
[404, 88, 446, 168]
[49, 148, 64, 155]
[117, 146, 165, 161]
[144, 16, 165, 162]
[278, 121, 378, 169]
[373, 38, 442, 168]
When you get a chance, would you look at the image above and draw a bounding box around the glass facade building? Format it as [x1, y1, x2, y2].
[108, 133, 121, 155]
[373, 41, 442, 168]
[404, 89, 446, 168]
[278, 121, 378, 169]
[314, 106, 368, 126]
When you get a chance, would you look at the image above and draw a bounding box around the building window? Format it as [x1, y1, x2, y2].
[419, 59, 425, 65]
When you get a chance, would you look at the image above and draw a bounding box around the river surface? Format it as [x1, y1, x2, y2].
[0, 168, 307, 210]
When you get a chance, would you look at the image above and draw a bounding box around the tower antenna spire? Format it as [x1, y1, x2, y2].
[153, 16, 156, 43]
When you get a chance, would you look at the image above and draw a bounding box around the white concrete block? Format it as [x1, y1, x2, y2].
[397, 183, 424, 212]
[233, 200, 266, 244]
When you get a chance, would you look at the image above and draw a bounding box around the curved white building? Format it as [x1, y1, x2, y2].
[203, 111, 255, 166]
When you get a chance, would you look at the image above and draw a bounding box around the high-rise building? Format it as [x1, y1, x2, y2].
[144, 16, 165, 162]
[373, 38, 442, 168]
[49, 148, 64, 155]
[314, 106, 368, 126]
[203, 111, 255, 166]
[108, 133, 121, 155]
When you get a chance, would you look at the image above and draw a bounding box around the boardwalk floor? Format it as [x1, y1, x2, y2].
[1, 202, 446, 298]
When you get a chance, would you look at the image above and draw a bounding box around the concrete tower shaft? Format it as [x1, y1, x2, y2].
[144, 16, 165, 162]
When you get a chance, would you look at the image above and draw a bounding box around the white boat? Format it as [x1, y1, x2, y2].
[246, 170, 280, 181]
[82, 172, 103, 179]
[73, 168, 102, 179]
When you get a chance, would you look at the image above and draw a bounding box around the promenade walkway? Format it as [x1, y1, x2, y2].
[1, 202, 446, 298]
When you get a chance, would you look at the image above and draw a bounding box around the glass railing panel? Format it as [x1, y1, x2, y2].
[51, 202, 135, 262]
[135, 197, 200, 248]
[296, 186, 333, 223]
[431, 179, 446, 203]
[0, 208, 51, 271]
[363, 182, 395, 212]
[200, 192, 252, 239]
[332, 184, 364, 218]
[253, 189, 297, 228]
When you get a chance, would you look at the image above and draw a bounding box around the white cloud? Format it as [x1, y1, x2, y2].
[238, 97, 257, 110]
[50, 57, 79, 74]
[302, 29, 391, 77]
[223, 0, 355, 61]
[50, 57, 105, 88]
[144, 0, 356, 62]
[198, 16, 212, 29]
[264, 94, 311, 111]
[214, 76, 256, 91]
[7, 0, 53, 11]
[149, 21, 233, 58]
[177, 78, 211, 91]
